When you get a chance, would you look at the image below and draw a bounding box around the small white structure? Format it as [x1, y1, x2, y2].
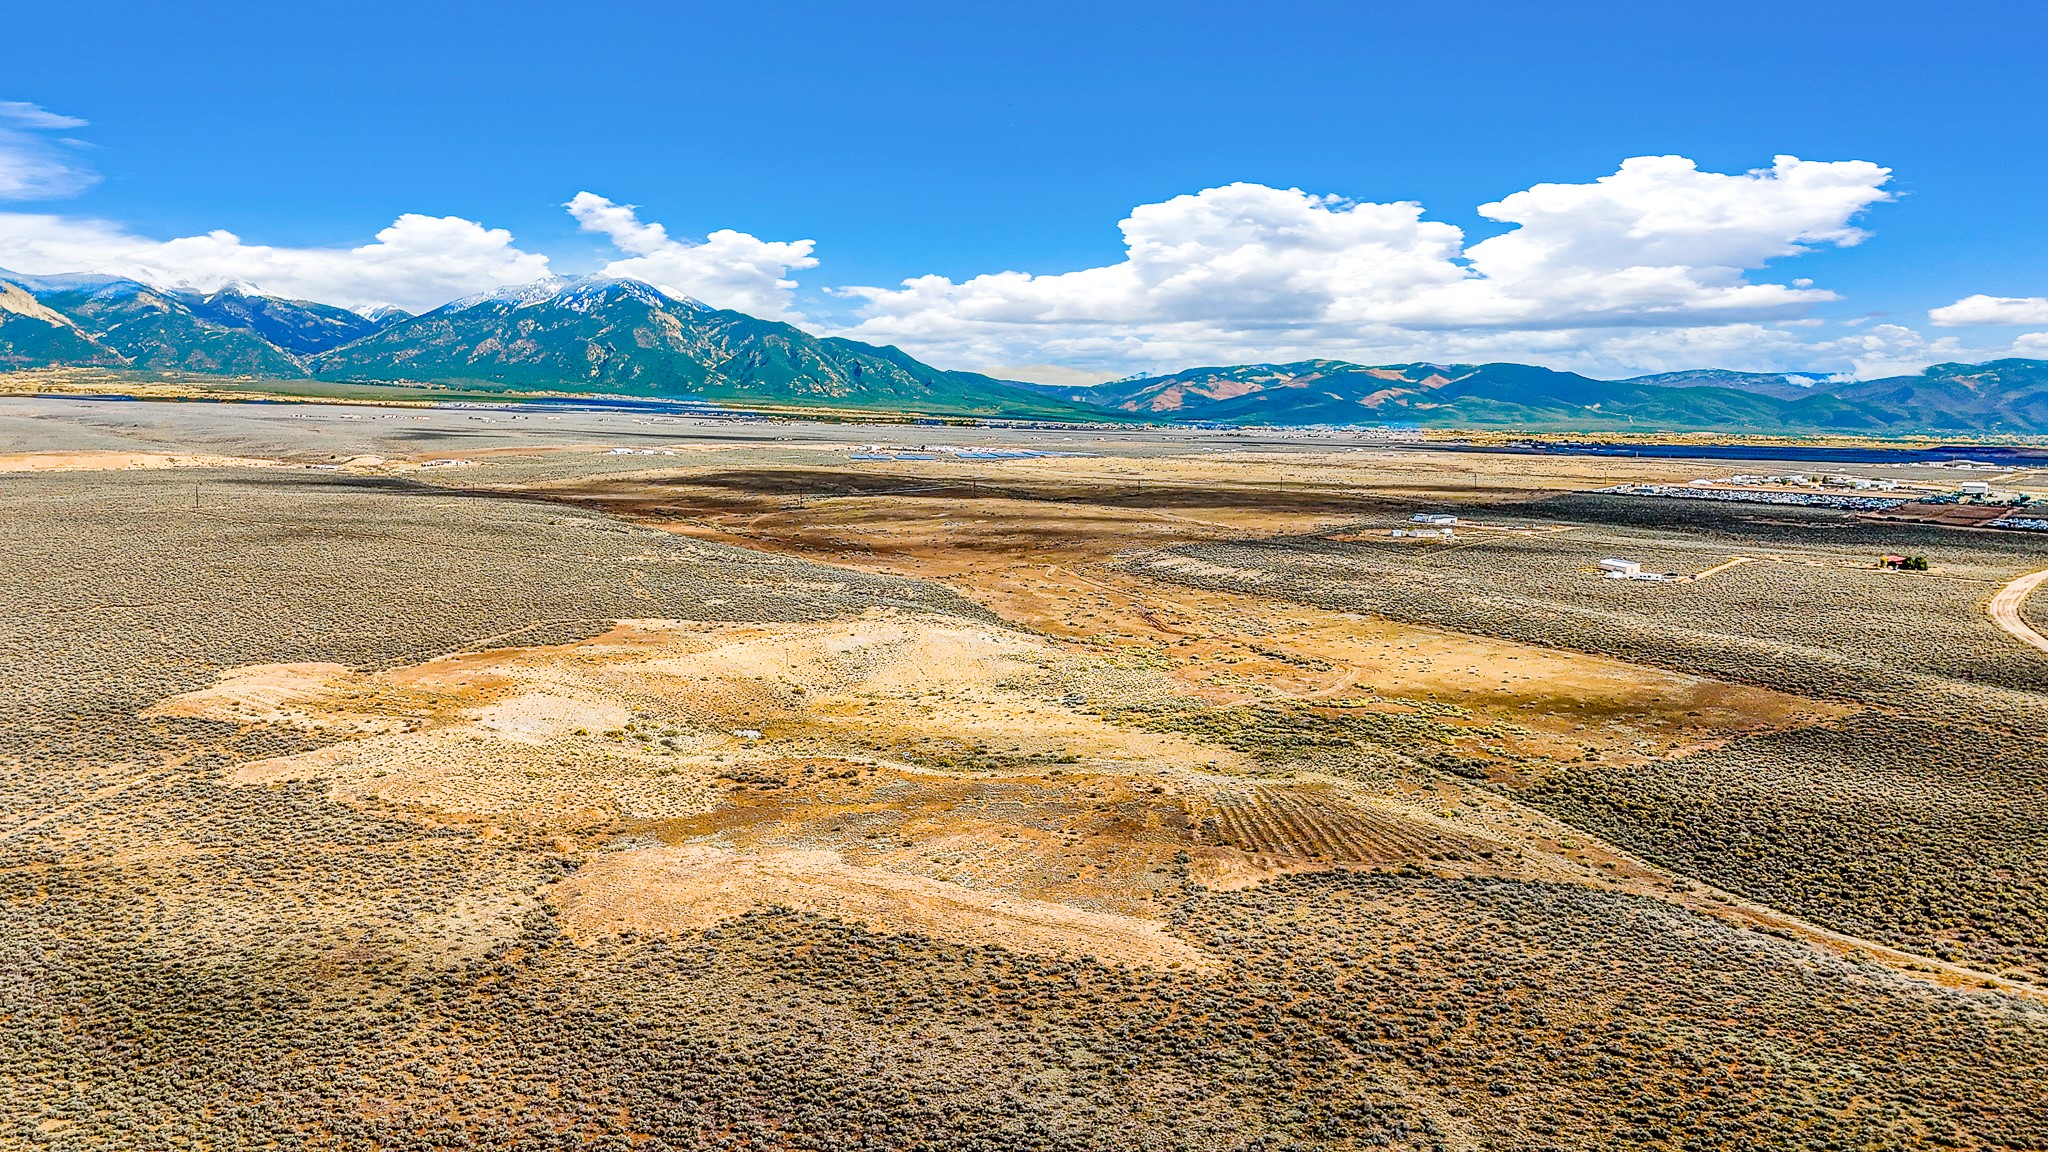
[1599, 558, 1642, 577]
[732, 728, 763, 740]
[1410, 512, 1459, 526]
[1960, 481, 1992, 497]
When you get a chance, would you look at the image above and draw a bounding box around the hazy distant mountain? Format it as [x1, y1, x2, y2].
[1056, 360, 1788, 427]
[1822, 359, 2048, 433]
[171, 284, 400, 356]
[1616, 369, 1832, 401]
[309, 275, 1091, 416]
[1059, 358, 2048, 433]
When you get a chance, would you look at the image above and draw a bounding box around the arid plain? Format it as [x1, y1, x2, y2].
[3, 395, 2047, 1151]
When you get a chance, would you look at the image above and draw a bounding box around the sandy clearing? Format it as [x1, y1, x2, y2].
[0, 450, 281, 472]
[1989, 568, 2048, 655]
[144, 662, 358, 723]
[554, 844, 1217, 969]
[167, 612, 1590, 966]
[167, 612, 1268, 827]
[474, 691, 629, 743]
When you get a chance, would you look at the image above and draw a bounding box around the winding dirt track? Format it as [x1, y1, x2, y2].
[1989, 568, 2048, 654]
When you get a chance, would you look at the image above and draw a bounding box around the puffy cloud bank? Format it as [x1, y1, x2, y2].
[0, 102, 821, 316]
[0, 193, 816, 317]
[1929, 294, 2048, 365]
[0, 211, 553, 313]
[835, 156, 1901, 376]
[568, 193, 817, 320]
[1929, 294, 2048, 327]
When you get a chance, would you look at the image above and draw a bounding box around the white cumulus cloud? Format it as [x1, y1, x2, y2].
[0, 101, 97, 201]
[0, 211, 554, 313]
[0, 191, 820, 318]
[1436, 154, 1893, 327]
[0, 97, 558, 311]
[1928, 294, 2048, 326]
[1813, 323, 1971, 380]
[834, 155, 1896, 378]
[567, 192, 817, 320]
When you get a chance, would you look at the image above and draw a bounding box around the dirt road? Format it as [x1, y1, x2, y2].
[1989, 568, 2048, 654]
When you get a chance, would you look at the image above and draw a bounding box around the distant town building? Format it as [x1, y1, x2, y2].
[1410, 513, 1459, 526]
[1598, 558, 1642, 577]
[1959, 481, 1992, 497]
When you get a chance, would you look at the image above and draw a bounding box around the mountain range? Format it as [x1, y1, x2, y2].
[3, 266, 2046, 432]
[1047, 359, 2048, 434]
[307, 276, 1068, 415]
[0, 270, 1086, 418]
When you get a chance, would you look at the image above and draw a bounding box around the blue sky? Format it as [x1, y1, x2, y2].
[4, 0, 2046, 381]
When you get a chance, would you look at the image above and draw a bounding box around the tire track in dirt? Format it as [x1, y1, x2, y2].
[1990, 568, 2048, 655]
[1206, 784, 1498, 866]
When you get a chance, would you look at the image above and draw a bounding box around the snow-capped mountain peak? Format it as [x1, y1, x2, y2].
[441, 274, 701, 315]
[444, 276, 577, 312]
[200, 279, 268, 299]
[551, 275, 671, 312]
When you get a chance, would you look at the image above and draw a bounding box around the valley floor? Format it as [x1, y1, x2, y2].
[2, 397, 2046, 1151]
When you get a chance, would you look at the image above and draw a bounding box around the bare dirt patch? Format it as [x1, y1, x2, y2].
[554, 844, 1216, 968]
[161, 611, 1608, 964]
[0, 449, 280, 472]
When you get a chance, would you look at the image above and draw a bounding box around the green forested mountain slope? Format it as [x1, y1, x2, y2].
[172, 285, 402, 356]
[307, 275, 1093, 416]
